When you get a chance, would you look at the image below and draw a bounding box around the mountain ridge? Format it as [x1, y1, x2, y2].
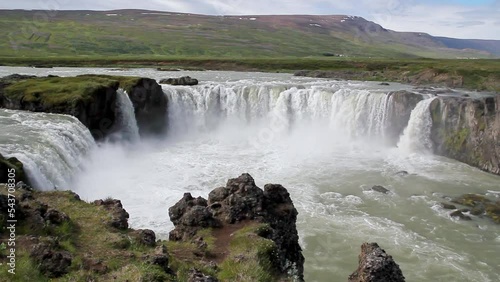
[0, 9, 499, 58]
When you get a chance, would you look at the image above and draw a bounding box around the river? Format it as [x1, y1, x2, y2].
[0, 67, 499, 281]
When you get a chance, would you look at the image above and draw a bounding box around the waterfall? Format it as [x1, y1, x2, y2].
[0, 109, 96, 190]
[397, 97, 437, 153]
[163, 83, 397, 142]
[115, 89, 140, 142]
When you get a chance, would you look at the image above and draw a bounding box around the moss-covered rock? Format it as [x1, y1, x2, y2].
[451, 194, 500, 224]
[0, 153, 28, 184]
[429, 95, 500, 175]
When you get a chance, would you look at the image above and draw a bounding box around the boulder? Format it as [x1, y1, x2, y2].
[372, 185, 389, 194]
[451, 194, 500, 223]
[30, 238, 72, 278]
[160, 76, 199, 86]
[130, 229, 156, 247]
[94, 199, 129, 230]
[168, 173, 304, 280]
[449, 210, 472, 221]
[348, 242, 405, 282]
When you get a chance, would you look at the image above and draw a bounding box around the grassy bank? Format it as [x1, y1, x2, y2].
[1, 56, 499, 91]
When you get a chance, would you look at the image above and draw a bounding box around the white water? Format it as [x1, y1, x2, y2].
[114, 89, 140, 142]
[0, 109, 95, 189]
[398, 97, 437, 154]
[1, 68, 499, 281]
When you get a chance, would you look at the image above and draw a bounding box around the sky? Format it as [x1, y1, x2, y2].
[0, 0, 499, 40]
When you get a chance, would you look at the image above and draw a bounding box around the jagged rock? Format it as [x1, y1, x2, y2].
[430, 95, 500, 175]
[44, 208, 70, 225]
[450, 210, 472, 221]
[131, 229, 156, 246]
[187, 269, 219, 282]
[169, 173, 304, 280]
[348, 242, 405, 282]
[372, 185, 389, 194]
[94, 199, 129, 230]
[30, 238, 72, 278]
[160, 76, 199, 86]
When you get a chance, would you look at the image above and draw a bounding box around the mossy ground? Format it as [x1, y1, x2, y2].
[3, 75, 141, 108]
[0, 187, 293, 281]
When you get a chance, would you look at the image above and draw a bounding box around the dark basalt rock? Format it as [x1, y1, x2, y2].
[348, 242, 405, 282]
[0, 153, 28, 185]
[187, 269, 219, 282]
[160, 76, 199, 86]
[372, 185, 389, 194]
[450, 210, 472, 221]
[440, 203, 457, 210]
[386, 91, 424, 144]
[30, 238, 72, 278]
[93, 199, 130, 230]
[130, 229, 157, 247]
[451, 194, 500, 223]
[126, 78, 168, 136]
[44, 208, 70, 225]
[169, 173, 304, 280]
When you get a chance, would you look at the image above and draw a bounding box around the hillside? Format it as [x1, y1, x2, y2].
[0, 9, 499, 59]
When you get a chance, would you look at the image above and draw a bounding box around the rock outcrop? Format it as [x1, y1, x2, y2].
[169, 173, 305, 281]
[348, 243, 405, 282]
[429, 95, 500, 175]
[160, 76, 199, 86]
[0, 153, 28, 184]
[386, 91, 423, 144]
[126, 78, 168, 135]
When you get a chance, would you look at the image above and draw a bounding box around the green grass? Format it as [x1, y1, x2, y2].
[3, 75, 141, 108]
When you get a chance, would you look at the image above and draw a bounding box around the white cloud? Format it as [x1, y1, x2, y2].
[0, 0, 498, 39]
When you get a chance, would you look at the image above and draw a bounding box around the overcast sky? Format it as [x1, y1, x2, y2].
[1, 0, 499, 40]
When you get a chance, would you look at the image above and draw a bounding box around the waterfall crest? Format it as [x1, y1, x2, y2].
[163, 83, 399, 143]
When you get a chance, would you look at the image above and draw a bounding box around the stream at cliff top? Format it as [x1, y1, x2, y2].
[1, 67, 499, 281]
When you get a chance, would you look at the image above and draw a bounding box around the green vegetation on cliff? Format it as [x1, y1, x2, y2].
[3, 75, 140, 107]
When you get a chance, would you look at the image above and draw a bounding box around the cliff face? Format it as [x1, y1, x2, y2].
[0, 75, 167, 140]
[386, 91, 424, 144]
[430, 95, 500, 175]
[127, 78, 167, 136]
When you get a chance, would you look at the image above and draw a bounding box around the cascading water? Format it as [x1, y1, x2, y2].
[163, 83, 397, 143]
[397, 97, 437, 153]
[114, 89, 140, 142]
[0, 109, 96, 190]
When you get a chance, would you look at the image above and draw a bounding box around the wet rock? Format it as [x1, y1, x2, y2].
[169, 173, 304, 280]
[94, 199, 129, 230]
[30, 238, 72, 278]
[450, 210, 472, 221]
[160, 76, 199, 86]
[394, 171, 409, 177]
[348, 242, 405, 282]
[187, 269, 219, 282]
[126, 78, 168, 136]
[379, 82, 390, 86]
[451, 194, 500, 223]
[440, 203, 457, 210]
[131, 229, 156, 247]
[372, 185, 390, 194]
[386, 91, 424, 145]
[429, 96, 500, 175]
